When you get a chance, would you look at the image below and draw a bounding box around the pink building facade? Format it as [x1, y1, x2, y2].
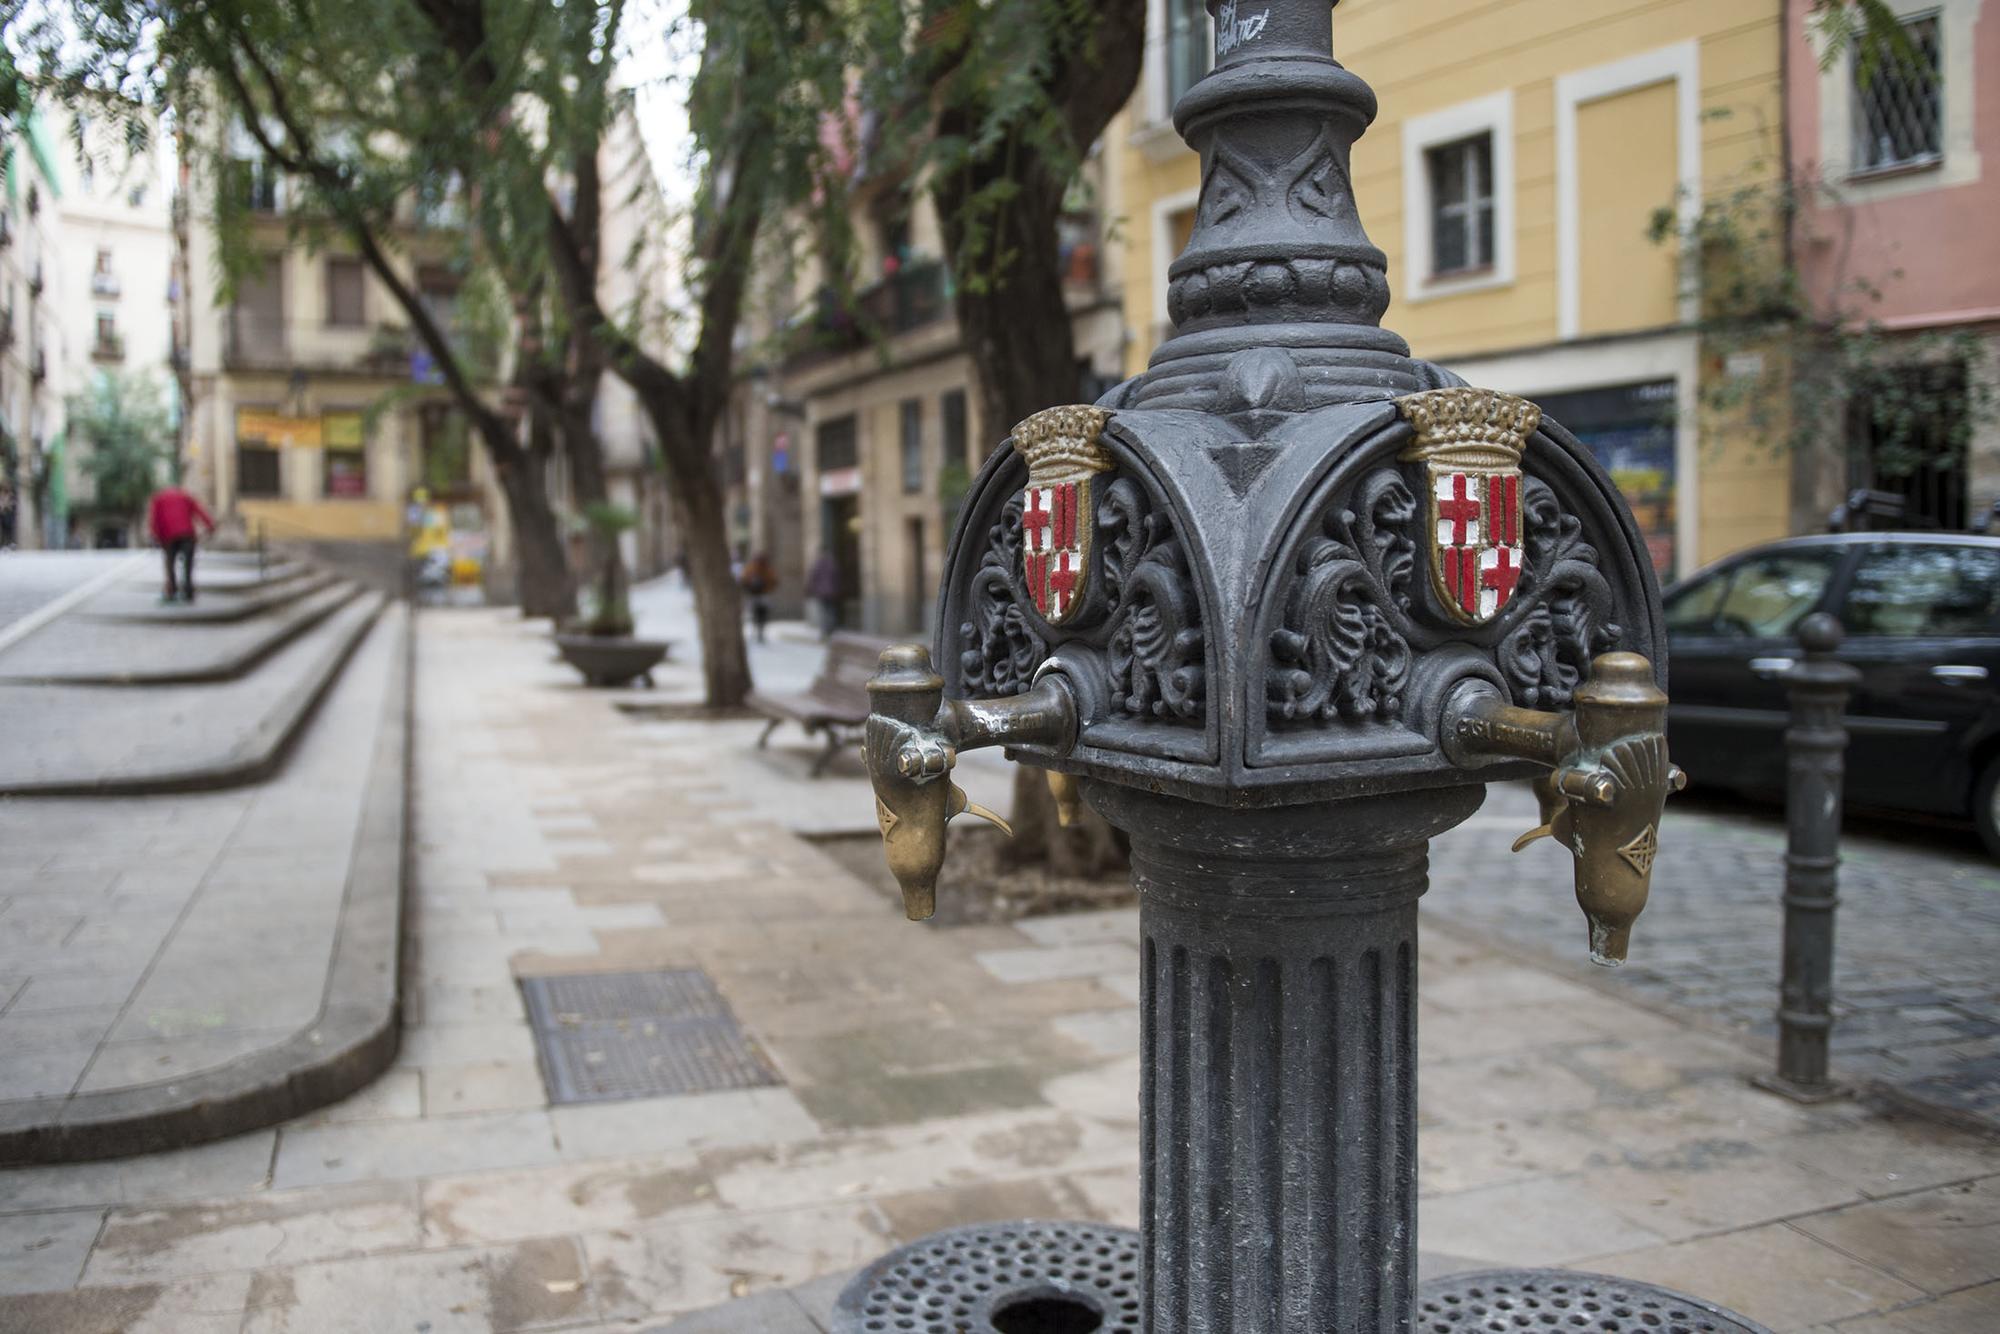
[1786, 0, 2000, 528]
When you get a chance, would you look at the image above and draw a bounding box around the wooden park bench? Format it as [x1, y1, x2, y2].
[747, 632, 891, 777]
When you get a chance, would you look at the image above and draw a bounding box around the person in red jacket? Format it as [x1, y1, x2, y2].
[147, 485, 216, 602]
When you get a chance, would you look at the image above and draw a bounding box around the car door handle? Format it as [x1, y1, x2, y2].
[1932, 664, 1990, 684]
[1750, 657, 1796, 679]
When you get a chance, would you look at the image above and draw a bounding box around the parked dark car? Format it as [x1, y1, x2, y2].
[1662, 533, 2000, 855]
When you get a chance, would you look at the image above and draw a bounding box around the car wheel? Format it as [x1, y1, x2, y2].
[1974, 757, 2000, 862]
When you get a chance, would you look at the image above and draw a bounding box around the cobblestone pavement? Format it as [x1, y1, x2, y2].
[0, 587, 1991, 1333]
[0, 551, 131, 636]
[1432, 784, 2000, 1130]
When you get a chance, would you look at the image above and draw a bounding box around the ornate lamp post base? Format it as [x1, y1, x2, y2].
[836, 4, 1770, 1332]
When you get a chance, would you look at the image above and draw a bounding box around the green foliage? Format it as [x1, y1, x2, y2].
[840, 0, 1133, 296]
[1807, 0, 1927, 83]
[69, 369, 174, 517]
[580, 503, 637, 637]
[1651, 165, 1994, 481]
[581, 501, 639, 538]
[1642, 1, 1993, 482]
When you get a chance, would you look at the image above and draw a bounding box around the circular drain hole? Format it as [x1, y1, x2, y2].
[991, 1295, 1104, 1334]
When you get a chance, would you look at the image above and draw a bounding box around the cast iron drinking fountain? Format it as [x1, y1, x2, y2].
[836, 4, 1765, 1330]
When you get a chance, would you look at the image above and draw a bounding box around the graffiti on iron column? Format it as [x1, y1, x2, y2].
[1215, 1, 1271, 58]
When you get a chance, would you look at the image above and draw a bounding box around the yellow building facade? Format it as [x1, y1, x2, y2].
[183, 209, 488, 547]
[1118, 0, 1792, 578]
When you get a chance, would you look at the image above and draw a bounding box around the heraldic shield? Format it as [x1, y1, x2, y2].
[1396, 388, 1542, 626]
[1016, 405, 1113, 626]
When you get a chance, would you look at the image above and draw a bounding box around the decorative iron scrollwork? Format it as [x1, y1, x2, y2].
[1268, 469, 1417, 723]
[1499, 478, 1620, 709]
[1266, 461, 1623, 725]
[958, 494, 1047, 698]
[1100, 477, 1205, 721]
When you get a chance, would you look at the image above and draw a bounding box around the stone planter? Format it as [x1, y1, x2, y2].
[553, 634, 669, 688]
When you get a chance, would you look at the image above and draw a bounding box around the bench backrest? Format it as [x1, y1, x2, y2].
[811, 633, 892, 706]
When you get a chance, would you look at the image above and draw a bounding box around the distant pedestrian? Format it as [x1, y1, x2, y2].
[805, 549, 841, 641]
[740, 550, 776, 644]
[148, 484, 216, 603]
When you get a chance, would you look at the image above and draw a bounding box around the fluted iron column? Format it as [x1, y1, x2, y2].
[1092, 783, 1483, 1332]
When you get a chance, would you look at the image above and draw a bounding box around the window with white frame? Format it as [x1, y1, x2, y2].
[1819, 0, 1975, 200]
[1401, 91, 1515, 302]
[1852, 12, 1944, 174]
[1426, 135, 1495, 277]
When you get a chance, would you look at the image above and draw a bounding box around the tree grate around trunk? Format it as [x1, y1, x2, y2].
[518, 968, 780, 1105]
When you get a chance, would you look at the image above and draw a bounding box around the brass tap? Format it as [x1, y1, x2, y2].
[1442, 652, 1687, 966]
[864, 646, 1079, 920]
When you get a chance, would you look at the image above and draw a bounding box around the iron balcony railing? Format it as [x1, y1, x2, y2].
[782, 260, 952, 371]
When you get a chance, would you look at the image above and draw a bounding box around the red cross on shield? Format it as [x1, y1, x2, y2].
[1022, 480, 1092, 623]
[1426, 467, 1523, 624]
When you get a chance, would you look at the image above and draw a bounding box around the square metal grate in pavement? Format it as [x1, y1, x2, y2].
[518, 967, 781, 1105]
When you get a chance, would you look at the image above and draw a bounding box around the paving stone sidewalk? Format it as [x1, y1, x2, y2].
[1, 587, 1990, 1333]
[1434, 783, 2000, 1130]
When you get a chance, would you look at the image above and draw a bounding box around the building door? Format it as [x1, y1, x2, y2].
[821, 494, 862, 630]
[1848, 362, 1968, 531]
[1536, 381, 1679, 579]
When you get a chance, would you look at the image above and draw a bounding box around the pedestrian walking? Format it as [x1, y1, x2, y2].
[740, 549, 776, 644]
[147, 483, 216, 603]
[805, 549, 841, 640]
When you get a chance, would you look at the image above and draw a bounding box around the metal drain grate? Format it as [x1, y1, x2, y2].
[519, 968, 780, 1105]
[833, 1220, 1143, 1333]
[1416, 1270, 1772, 1334]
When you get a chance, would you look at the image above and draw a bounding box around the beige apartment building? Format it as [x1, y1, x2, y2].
[181, 116, 681, 598]
[753, 126, 1130, 636]
[181, 166, 490, 548]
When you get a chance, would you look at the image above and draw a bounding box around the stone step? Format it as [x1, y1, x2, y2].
[128, 555, 313, 592]
[85, 567, 342, 624]
[0, 590, 386, 796]
[0, 602, 410, 1162]
[0, 578, 364, 685]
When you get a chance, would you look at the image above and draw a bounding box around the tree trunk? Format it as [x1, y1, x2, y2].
[555, 381, 631, 634]
[485, 416, 573, 621]
[935, 158, 1127, 875]
[672, 468, 752, 707]
[919, 0, 1152, 874]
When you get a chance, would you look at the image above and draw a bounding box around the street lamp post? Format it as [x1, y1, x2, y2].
[836, 3, 1764, 1330]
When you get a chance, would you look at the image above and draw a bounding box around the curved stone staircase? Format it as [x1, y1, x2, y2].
[0, 550, 410, 1163]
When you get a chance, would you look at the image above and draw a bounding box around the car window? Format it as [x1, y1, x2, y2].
[1711, 551, 1839, 639]
[1663, 572, 1728, 633]
[1843, 544, 2000, 638]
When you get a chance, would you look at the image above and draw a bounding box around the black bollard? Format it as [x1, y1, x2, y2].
[1757, 612, 1861, 1101]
